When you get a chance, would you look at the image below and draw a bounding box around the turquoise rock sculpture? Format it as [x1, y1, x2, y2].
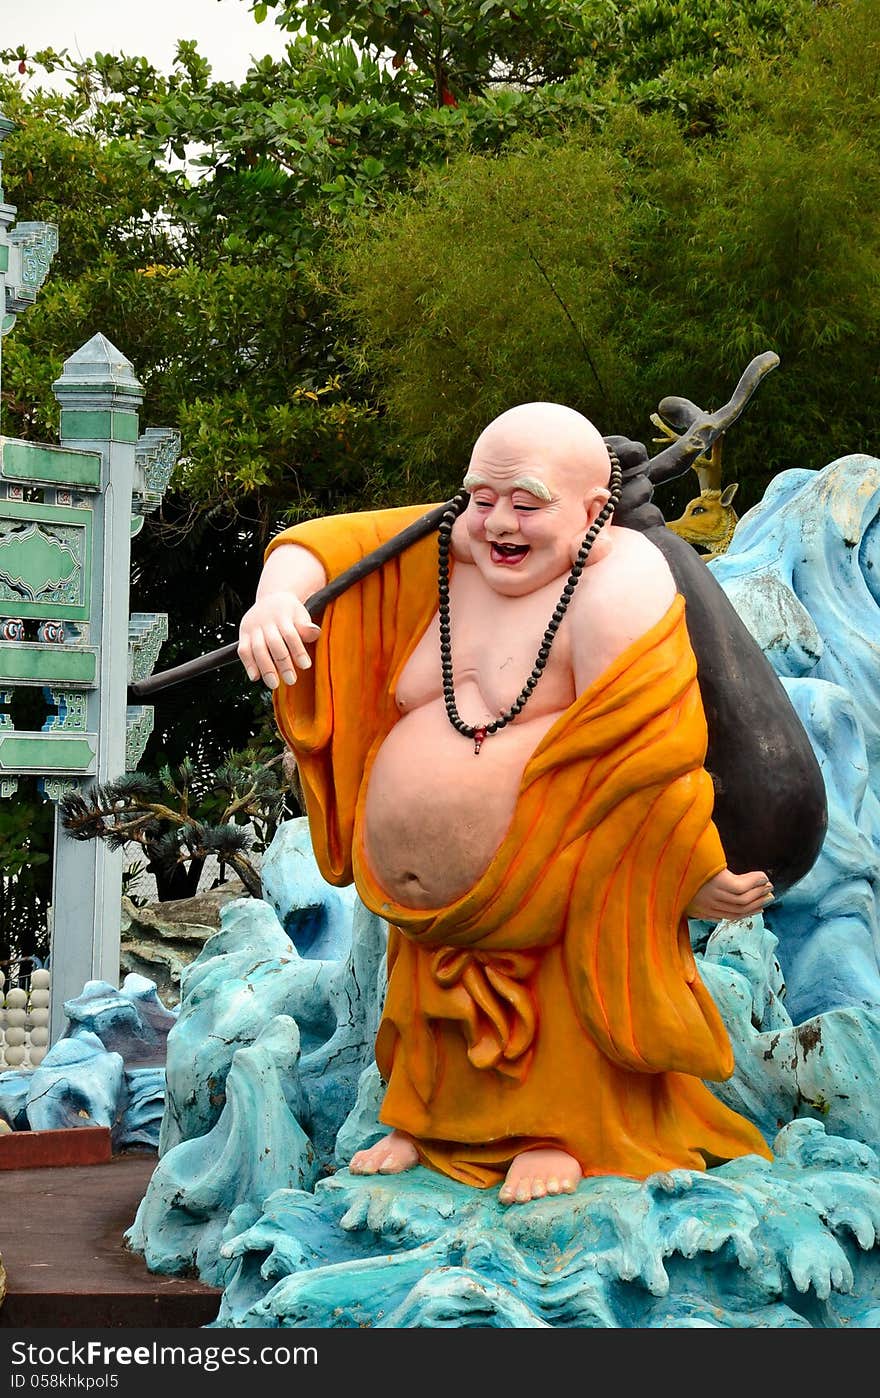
[62, 973, 177, 1062]
[25, 1031, 124, 1132]
[0, 973, 175, 1147]
[125, 455, 880, 1328]
[121, 1066, 167, 1151]
[127, 1016, 318, 1282]
[209, 1120, 880, 1329]
[0, 1068, 32, 1129]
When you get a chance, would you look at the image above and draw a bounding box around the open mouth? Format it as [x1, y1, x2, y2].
[490, 542, 530, 566]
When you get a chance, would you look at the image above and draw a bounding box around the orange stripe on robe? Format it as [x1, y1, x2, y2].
[268, 508, 772, 1188]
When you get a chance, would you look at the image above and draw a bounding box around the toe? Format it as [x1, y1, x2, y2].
[531, 1178, 547, 1199]
[546, 1176, 560, 1195]
[515, 1179, 532, 1204]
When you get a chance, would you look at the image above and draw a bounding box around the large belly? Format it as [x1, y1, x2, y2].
[362, 697, 563, 908]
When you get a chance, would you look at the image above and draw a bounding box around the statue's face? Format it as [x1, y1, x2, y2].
[460, 437, 595, 597]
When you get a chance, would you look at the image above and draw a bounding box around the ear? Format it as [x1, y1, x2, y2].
[720, 483, 739, 507]
[571, 487, 613, 566]
[585, 486, 611, 528]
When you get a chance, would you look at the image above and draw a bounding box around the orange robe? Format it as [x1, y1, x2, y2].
[268, 507, 771, 1187]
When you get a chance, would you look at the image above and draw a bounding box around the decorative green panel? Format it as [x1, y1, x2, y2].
[45, 690, 88, 732]
[60, 409, 139, 443]
[0, 643, 97, 686]
[40, 776, 79, 801]
[128, 613, 168, 682]
[126, 704, 154, 770]
[7, 223, 59, 309]
[0, 244, 7, 273]
[133, 427, 181, 514]
[59, 409, 111, 440]
[0, 731, 97, 774]
[1, 438, 101, 490]
[0, 499, 92, 621]
[112, 411, 139, 443]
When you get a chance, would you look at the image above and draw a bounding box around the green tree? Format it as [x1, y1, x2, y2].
[264, 0, 815, 122]
[618, 0, 880, 497]
[0, 69, 385, 770]
[0, 797, 53, 968]
[336, 135, 633, 486]
[1, 1, 822, 528]
[58, 740, 295, 901]
[334, 0, 880, 512]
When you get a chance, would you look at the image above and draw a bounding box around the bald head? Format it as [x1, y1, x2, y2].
[464, 403, 610, 496]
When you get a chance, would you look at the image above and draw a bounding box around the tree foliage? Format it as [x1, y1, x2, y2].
[264, 0, 816, 120]
[0, 63, 386, 773]
[337, 136, 633, 485]
[0, 797, 53, 968]
[0, 0, 823, 528]
[335, 0, 880, 511]
[58, 742, 296, 902]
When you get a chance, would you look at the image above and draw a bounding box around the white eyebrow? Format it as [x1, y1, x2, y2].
[462, 473, 552, 502]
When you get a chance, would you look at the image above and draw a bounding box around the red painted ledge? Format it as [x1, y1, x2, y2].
[0, 1126, 112, 1169]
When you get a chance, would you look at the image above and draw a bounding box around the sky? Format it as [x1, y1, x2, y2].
[3, 0, 294, 83]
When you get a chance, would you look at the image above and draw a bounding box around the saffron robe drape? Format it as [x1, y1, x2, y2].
[267, 507, 771, 1186]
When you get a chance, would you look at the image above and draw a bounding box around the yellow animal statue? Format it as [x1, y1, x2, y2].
[654, 421, 740, 562]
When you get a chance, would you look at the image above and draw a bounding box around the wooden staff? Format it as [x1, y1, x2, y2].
[129, 352, 779, 701]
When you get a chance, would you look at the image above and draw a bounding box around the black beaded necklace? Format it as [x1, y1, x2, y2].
[437, 445, 622, 753]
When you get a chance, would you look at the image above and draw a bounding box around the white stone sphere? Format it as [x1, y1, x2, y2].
[30, 970, 50, 989]
[3, 1045, 26, 1067]
[4, 1008, 26, 1030]
[29, 1026, 49, 1048]
[29, 989, 50, 1010]
[4, 1026, 26, 1048]
[28, 1007, 49, 1028]
[28, 1045, 47, 1066]
[6, 988, 27, 1009]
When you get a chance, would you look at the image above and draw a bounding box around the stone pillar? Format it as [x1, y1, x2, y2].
[48, 335, 144, 1038]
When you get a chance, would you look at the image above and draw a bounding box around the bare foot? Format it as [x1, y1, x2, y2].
[349, 1129, 419, 1176]
[499, 1148, 582, 1206]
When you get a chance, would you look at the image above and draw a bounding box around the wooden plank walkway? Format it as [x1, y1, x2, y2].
[0, 1151, 222, 1328]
